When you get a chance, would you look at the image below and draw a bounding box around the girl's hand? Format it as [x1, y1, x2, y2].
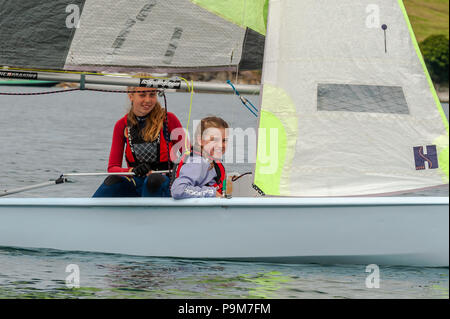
[132, 163, 152, 177]
[216, 190, 223, 198]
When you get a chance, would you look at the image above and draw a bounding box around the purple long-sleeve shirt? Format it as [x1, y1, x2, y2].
[171, 154, 219, 199]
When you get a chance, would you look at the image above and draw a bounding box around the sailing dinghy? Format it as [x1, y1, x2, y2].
[0, 0, 448, 266]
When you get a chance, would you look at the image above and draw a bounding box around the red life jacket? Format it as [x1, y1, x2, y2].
[175, 149, 226, 194]
[124, 117, 173, 170]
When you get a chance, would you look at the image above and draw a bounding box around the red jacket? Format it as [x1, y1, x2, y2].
[108, 112, 187, 173]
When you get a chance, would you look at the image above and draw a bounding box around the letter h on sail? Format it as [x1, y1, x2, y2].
[413, 145, 439, 170]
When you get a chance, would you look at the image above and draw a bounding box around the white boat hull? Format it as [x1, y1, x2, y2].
[0, 197, 448, 267]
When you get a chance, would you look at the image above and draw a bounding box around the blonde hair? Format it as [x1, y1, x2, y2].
[194, 116, 229, 148]
[127, 99, 165, 142]
[127, 73, 166, 142]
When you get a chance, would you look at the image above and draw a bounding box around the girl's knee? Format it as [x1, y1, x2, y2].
[144, 174, 170, 197]
[93, 176, 138, 197]
[104, 175, 125, 186]
[145, 174, 167, 192]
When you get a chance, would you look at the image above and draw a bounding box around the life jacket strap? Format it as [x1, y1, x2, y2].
[173, 149, 226, 194]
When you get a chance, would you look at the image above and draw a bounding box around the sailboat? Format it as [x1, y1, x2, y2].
[0, 0, 448, 267]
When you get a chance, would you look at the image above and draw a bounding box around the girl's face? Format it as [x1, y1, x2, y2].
[128, 88, 158, 116]
[198, 127, 228, 159]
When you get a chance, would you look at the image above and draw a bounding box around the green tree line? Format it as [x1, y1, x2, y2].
[420, 34, 449, 84]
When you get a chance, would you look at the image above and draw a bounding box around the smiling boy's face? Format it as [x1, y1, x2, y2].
[198, 127, 228, 159]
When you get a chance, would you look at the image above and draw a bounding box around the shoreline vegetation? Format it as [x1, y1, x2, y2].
[404, 0, 449, 42]
[435, 84, 449, 103]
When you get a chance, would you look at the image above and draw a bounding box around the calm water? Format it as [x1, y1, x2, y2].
[0, 86, 448, 299]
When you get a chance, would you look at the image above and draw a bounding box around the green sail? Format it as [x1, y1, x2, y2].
[191, 0, 268, 35]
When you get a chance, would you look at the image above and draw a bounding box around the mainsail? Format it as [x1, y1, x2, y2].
[254, 0, 449, 197]
[0, 0, 265, 72]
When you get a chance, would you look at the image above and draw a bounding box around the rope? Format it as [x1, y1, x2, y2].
[0, 88, 80, 95]
[161, 91, 174, 189]
[184, 80, 194, 155]
[162, 92, 171, 167]
[231, 172, 252, 182]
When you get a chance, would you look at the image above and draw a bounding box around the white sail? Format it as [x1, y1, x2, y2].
[67, 0, 243, 72]
[254, 0, 449, 197]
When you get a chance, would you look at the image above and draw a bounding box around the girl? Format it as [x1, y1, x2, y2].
[93, 86, 186, 197]
[171, 116, 228, 199]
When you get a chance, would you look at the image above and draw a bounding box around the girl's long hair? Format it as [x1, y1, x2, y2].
[127, 87, 166, 142]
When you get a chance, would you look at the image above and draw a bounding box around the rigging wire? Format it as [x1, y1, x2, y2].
[182, 80, 194, 155]
[0, 88, 80, 96]
[161, 91, 172, 174]
[226, 80, 258, 117]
